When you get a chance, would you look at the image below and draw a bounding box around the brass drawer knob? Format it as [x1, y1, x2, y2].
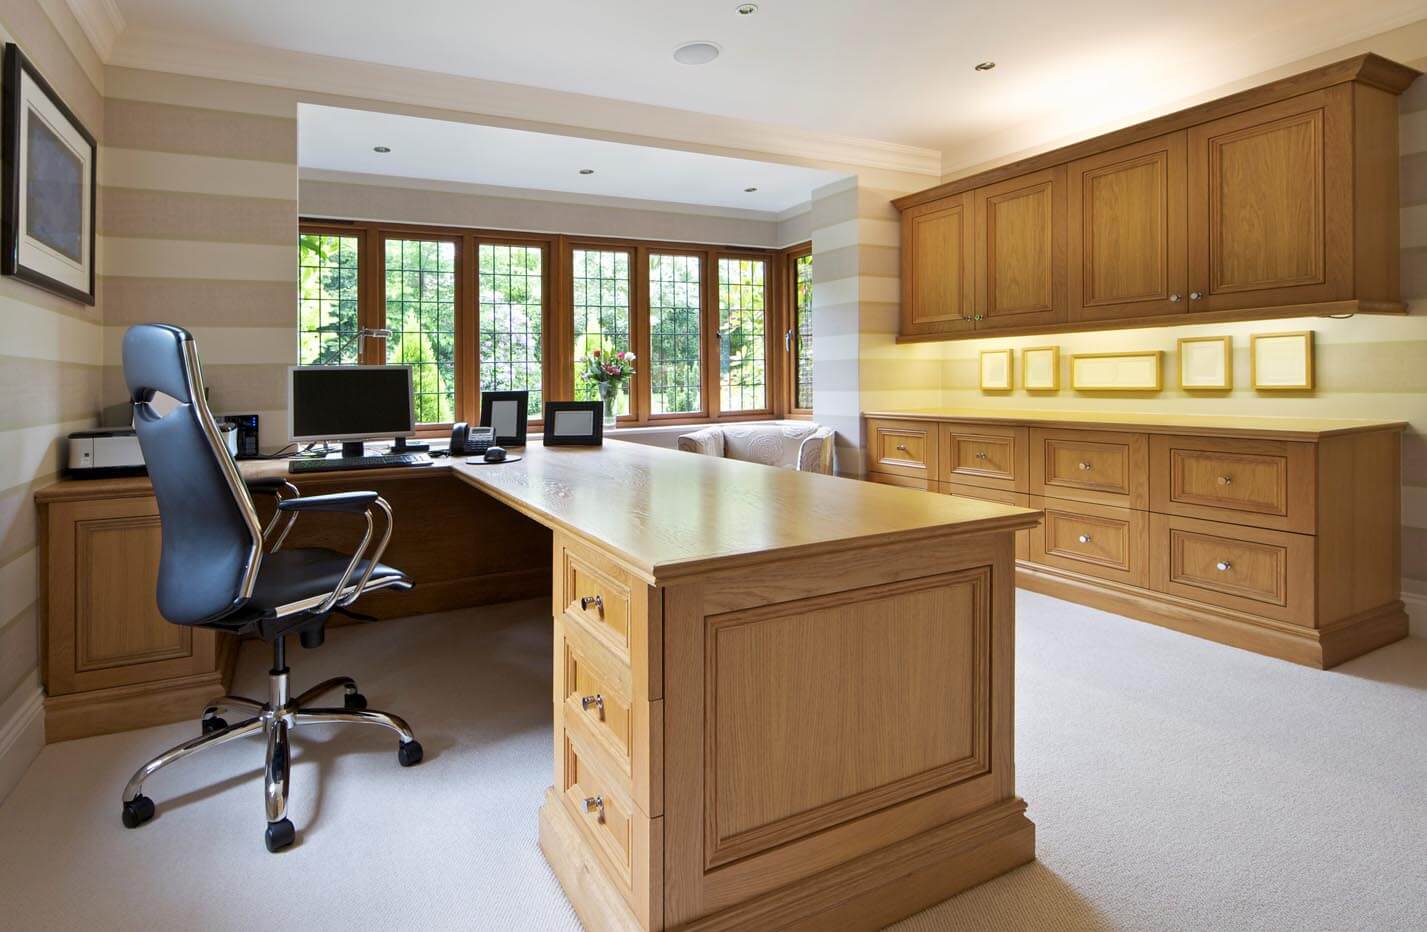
[1217, 475, 1232, 486]
[580, 595, 604, 614]
[581, 694, 605, 719]
[975, 451, 988, 460]
[1078, 534, 1092, 544]
[1216, 561, 1232, 572]
[895, 443, 909, 453]
[1078, 461, 1092, 471]
[583, 795, 605, 822]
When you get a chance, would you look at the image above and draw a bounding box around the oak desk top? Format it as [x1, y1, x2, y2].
[863, 407, 1408, 440]
[450, 440, 1038, 582]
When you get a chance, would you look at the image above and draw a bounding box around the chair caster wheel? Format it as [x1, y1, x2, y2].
[122, 795, 155, 829]
[265, 818, 295, 852]
[398, 740, 423, 767]
[344, 691, 367, 711]
[202, 716, 228, 735]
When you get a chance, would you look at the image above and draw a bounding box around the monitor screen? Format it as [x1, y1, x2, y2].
[289, 366, 414, 442]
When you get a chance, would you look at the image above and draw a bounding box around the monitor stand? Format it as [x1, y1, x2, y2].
[340, 441, 367, 458]
[391, 436, 430, 454]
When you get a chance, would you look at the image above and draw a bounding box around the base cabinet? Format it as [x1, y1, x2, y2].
[864, 414, 1407, 668]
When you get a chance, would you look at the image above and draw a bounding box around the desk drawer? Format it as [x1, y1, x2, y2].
[559, 726, 658, 915]
[866, 418, 938, 480]
[1031, 428, 1148, 508]
[556, 616, 661, 814]
[1150, 435, 1314, 533]
[1030, 495, 1148, 587]
[866, 473, 931, 491]
[944, 482, 1033, 560]
[940, 423, 1027, 491]
[1150, 514, 1314, 626]
[556, 535, 660, 700]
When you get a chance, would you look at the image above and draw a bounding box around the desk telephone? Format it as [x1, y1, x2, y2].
[450, 422, 495, 456]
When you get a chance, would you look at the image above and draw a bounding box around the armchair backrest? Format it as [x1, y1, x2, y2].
[122, 324, 263, 626]
[678, 423, 835, 474]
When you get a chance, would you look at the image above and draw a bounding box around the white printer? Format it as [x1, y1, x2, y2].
[67, 428, 146, 478]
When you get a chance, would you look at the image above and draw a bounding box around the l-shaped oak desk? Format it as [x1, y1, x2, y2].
[36, 439, 1041, 931]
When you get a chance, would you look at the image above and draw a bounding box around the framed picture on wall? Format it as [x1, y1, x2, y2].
[980, 349, 1013, 391]
[1251, 331, 1314, 391]
[1178, 336, 1232, 391]
[1, 43, 97, 305]
[1022, 346, 1060, 391]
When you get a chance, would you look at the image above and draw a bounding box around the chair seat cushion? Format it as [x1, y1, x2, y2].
[248, 548, 407, 616]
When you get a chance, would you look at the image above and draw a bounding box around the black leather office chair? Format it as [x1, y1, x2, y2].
[119, 323, 423, 852]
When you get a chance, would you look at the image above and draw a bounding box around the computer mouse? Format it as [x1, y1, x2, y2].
[483, 445, 507, 463]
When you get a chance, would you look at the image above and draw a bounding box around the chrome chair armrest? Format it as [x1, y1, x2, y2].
[305, 495, 396, 615]
[246, 478, 300, 552]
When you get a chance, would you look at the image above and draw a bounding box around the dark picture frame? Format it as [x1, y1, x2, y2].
[2, 42, 97, 305]
[479, 389, 529, 447]
[542, 401, 603, 446]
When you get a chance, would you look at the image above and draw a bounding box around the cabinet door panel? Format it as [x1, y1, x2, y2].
[974, 166, 1067, 330]
[1069, 132, 1187, 322]
[901, 196, 975, 336]
[1188, 88, 1352, 311]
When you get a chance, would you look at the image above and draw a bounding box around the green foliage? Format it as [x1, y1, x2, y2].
[718, 258, 767, 412]
[479, 244, 544, 416]
[649, 254, 701, 415]
[572, 249, 632, 415]
[387, 239, 456, 424]
[298, 234, 359, 365]
[795, 254, 814, 409]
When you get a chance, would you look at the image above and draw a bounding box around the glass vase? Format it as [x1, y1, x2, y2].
[597, 381, 620, 429]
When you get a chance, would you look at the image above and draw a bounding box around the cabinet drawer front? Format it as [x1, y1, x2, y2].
[556, 534, 661, 702]
[1030, 496, 1147, 587]
[1151, 514, 1314, 626]
[560, 625, 634, 769]
[1047, 439, 1128, 493]
[1031, 428, 1149, 509]
[1151, 435, 1314, 533]
[560, 728, 648, 903]
[866, 419, 938, 479]
[866, 473, 930, 491]
[566, 557, 631, 649]
[941, 423, 1027, 491]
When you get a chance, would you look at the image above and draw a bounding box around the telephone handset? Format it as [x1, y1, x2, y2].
[449, 422, 495, 456]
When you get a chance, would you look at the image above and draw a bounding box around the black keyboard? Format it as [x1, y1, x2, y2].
[288, 453, 432, 474]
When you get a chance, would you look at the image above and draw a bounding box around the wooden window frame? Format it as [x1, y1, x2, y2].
[298, 223, 375, 366]
[300, 218, 790, 433]
[780, 242, 814, 417]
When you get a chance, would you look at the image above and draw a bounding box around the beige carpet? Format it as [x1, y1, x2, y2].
[1, 592, 1424, 931]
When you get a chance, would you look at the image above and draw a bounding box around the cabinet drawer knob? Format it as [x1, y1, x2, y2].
[1216, 561, 1232, 572]
[1078, 461, 1093, 471]
[1169, 293, 1182, 302]
[895, 443, 909, 453]
[1217, 475, 1232, 486]
[1077, 534, 1092, 544]
[1190, 291, 1203, 301]
[975, 450, 988, 460]
[583, 795, 605, 822]
[581, 694, 605, 719]
[580, 595, 604, 614]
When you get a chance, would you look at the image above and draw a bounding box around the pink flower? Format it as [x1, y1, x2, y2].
[616, 351, 626, 359]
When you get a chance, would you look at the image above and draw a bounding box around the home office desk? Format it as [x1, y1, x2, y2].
[37, 440, 1042, 930]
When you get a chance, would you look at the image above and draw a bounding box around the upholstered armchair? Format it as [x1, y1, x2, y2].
[677, 423, 835, 474]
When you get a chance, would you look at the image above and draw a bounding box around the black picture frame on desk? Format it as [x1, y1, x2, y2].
[1, 43, 97, 305]
[479, 389, 529, 446]
[542, 401, 603, 446]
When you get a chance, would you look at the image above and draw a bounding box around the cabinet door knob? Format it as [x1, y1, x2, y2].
[895, 443, 909, 453]
[583, 795, 605, 821]
[1078, 534, 1092, 544]
[1169, 293, 1182, 302]
[1217, 475, 1232, 486]
[580, 595, 603, 614]
[1216, 561, 1232, 572]
[1078, 461, 1093, 471]
[975, 450, 988, 460]
[581, 694, 605, 719]
[1190, 291, 1203, 301]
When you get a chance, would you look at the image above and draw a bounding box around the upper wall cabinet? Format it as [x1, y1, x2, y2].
[894, 54, 1421, 342]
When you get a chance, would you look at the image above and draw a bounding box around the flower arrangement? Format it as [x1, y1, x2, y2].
[579, 346, 636, 386]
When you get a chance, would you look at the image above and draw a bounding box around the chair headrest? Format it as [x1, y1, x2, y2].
[123, 323, 198, 405]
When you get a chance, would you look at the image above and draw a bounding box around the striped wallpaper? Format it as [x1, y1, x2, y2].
[0, 0, 104, 801]
[99, 67, 298, 448]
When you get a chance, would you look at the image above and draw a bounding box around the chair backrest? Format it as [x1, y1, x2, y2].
[122, 324, 263, 626]
[719, 423, 822, 469]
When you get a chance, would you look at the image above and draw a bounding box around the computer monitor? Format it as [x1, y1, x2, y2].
[288, 365, 414, 457]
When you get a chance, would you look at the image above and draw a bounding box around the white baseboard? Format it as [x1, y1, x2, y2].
[1404, 590, 1427, 640]
[0, 686, 44, 805]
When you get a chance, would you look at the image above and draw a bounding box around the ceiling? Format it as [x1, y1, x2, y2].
[297, 105, 845, 213]
[111, 0, 1425, 155]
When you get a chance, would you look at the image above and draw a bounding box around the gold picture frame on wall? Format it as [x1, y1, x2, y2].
[1070, 351, 1163, 392]
[1022, 346, 1060, 391]
[1251, 331, 1314, 391]
[980, 349, 1013, 391]
[1178, 336, 1232, 391]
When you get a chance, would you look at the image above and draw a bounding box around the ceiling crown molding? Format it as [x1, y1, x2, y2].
[63, 0, 124, 61]
[108, 26, 944, 179]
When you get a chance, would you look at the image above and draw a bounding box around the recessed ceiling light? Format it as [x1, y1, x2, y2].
[579, 168, 595, 175]
[673, 41, 721, 65]
[373, 146, 391, 153]
[974, 61, 996, 72]
[736, 3, 759, 14]
[744, 186, 758, 193]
